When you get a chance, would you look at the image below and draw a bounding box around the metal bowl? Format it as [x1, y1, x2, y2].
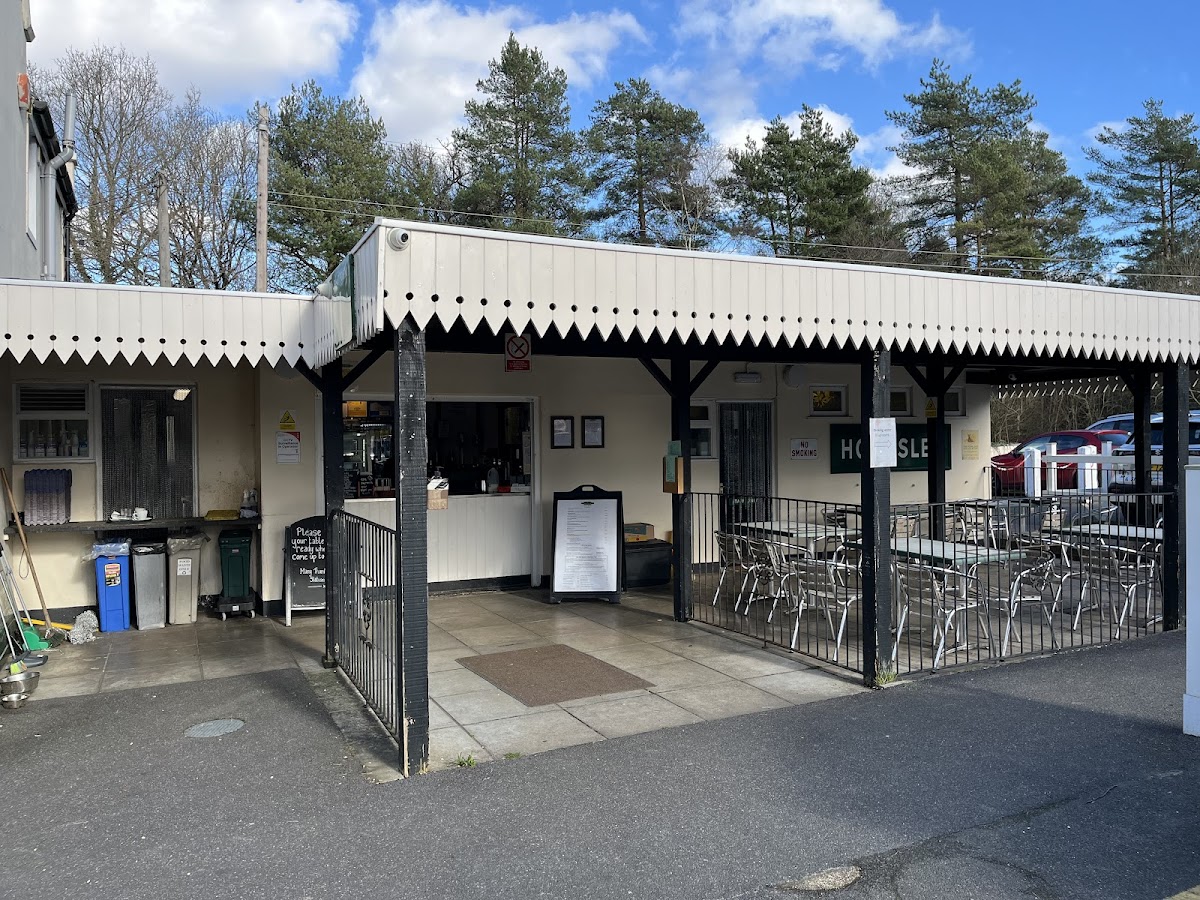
[0, 669, 39, 696]
[0, 692, 29, 709]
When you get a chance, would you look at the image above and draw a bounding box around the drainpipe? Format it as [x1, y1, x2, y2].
[42, 95, 75, 280]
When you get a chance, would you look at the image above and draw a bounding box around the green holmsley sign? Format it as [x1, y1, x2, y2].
[829, 424, 952, 474]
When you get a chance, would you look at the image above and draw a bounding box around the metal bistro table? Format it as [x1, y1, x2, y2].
[737, 521, 862, 557]
[1051, 524, 1163, 544]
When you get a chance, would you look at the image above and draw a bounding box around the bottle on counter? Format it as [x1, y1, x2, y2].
[486, 460, 500, 493]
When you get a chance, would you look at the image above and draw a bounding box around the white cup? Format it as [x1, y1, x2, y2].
[133, 507, 148, 520]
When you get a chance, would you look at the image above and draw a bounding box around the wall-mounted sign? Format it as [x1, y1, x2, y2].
[962, 429, 981, 460]
[830, 424, 952, 473]
[276, 431, 301, 464]
[278, 409, 297, 429]
[505, 333, 532, 372]
[343, 400, 367, 418]
[925, 397, 938, 418]
[789, 439, 818, 460]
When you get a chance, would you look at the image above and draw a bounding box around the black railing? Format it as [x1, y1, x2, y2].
[691, 493, 866, 673]
[690, 489, 1171, 678]
[329, 510, 402, 744]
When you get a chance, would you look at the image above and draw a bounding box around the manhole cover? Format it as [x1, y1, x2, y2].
[185, 719, 245, 738]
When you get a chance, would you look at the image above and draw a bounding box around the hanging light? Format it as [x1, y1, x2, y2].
[173, 388, 191, 401]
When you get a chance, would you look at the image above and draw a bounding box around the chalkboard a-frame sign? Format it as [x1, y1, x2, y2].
[284, 516, 326, 625]
[550, 485, 624, 604]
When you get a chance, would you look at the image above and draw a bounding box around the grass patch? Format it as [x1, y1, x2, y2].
[502, 752, 523, 760]
[455, 754, 478, 768]
[874, 663, 898, 687]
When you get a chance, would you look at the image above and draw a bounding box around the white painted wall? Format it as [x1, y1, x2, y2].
[0, 5, 39, 280]
[0, 357, 260, 609]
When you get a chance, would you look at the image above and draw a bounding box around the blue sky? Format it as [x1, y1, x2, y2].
[28, 0, 1200, 180]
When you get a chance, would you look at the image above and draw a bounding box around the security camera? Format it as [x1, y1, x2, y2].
[387, 229, 411, 251]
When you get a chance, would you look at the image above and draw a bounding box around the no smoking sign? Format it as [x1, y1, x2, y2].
[504, 333, 532, 372]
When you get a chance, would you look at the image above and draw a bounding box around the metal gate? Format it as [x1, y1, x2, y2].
[328, 510, 403, 745]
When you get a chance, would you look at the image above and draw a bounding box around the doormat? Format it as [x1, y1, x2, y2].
[457, 643, 653, 707]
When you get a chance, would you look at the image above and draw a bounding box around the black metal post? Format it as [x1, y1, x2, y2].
[926, 357, 947, 538]
[1162, 362, 1188, 631]
[1132, 369, 1153, 495]
[859, 349, 893, 686]
[320, 362, 344, 669]
[393, 319, 430, 774]
[670, 356, 694, 623]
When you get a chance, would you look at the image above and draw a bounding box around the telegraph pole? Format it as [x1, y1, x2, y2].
[256, 104, 269, 292]
[156, 172, 169, 287]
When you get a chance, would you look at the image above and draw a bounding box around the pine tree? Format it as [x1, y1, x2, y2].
[584, 79, 713, 247]
[721, 108, 873, 258]
[452, 34, 584, 235]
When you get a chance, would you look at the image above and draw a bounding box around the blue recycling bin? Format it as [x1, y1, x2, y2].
[94, 548, 131, 632]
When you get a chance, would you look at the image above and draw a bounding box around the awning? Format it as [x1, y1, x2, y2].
[0, 280, 315, 367]
[322, 218, 1200, 367]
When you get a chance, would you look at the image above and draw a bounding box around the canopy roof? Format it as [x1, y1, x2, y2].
[0, 279, 314, 367]
[320, 219, 1200, 368]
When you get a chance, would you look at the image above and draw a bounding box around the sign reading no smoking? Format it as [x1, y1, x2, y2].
[504, 333, 532, 372]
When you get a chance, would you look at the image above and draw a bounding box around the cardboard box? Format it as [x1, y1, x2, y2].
[427, 478, 449, 511]
[624, 523, 654, 542]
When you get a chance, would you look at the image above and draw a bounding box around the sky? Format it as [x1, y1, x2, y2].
[25, 0, 1200, 182]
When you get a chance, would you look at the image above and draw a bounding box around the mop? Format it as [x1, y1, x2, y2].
[0, 553, 51, 659]
[0, 468, 68, 647]
[0, 571, 42, 670]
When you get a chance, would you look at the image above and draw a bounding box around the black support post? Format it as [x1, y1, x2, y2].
[670, 357, 694, 623]
[926, 356, 947, 538]
[1162, 362, 1188, 631]
[320, 362, 344, 669]
[859, 349, 893, 686]
[1132, 370, 1153, 496]
[393, 319, 430, 774]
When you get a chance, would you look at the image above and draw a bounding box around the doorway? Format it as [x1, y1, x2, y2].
[718, 401, 773, 523]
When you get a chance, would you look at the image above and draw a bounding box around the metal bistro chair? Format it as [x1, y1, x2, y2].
[712, 532, 752, 609]
[1060, 541, 1154, 639]
[893, 559, 987, 670]
[967, 554, 1057, 657]
[790, 558, 861, 662]
[953, 501, 1010, 548]
[739, 537, 789, 618]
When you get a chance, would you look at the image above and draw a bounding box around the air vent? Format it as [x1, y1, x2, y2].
[18, 384, 89, 413]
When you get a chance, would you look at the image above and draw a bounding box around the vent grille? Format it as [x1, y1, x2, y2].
[18, 384, 89, 413]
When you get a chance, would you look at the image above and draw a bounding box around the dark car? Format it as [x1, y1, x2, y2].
[991, 430, 1129, 495]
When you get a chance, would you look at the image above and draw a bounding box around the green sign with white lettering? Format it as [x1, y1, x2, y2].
[829, 423, 952, 474]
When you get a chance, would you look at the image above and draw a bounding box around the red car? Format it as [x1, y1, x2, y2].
[991, 430, 1129, 495]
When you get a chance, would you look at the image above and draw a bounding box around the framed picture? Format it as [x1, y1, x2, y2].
[582, 415, 605, 448]
[809, 385, 848, 417]
[551, 415, 574, 449]
[943, 387, 966, 417]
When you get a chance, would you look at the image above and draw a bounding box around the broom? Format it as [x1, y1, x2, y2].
[0, 468, 68, 646]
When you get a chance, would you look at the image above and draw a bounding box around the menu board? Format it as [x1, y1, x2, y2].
[284, 516, 326, 623]
[551, 485, 624, 604]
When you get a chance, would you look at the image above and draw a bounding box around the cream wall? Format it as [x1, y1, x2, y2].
[257, 367, 321, 606]
[0, 358, 260, 610]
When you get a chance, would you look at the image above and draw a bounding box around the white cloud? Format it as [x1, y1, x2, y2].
[676, 0, 969, 71]
[352, 1, 646, 145]
[713, 105, 856, 151]
[27, 0, 357, 104]
[1085, 119, 1129, 141]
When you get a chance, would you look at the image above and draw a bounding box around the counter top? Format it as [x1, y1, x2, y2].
[348, 492, 531, 502]
[9, 517, 261, 535]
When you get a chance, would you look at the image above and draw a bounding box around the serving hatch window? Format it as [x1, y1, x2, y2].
[100, 386, 197, 519]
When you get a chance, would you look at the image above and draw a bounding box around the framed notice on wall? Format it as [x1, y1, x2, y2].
[551, 485, 624, 604]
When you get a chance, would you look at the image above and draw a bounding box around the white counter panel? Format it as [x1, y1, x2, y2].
[346, 494, 532, 583]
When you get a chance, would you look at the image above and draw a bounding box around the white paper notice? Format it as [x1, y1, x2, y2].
[552, 498, 618, 594]
[177, 558, 192, 577]
[276, 430, 301, 464]
[869, 417, 898, 468]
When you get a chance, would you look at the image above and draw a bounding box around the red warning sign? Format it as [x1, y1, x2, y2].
[504, 333, 531, 372]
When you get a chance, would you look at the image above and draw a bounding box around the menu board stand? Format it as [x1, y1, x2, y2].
[284, 515, 327, 625]
[550, 485, 624, 604]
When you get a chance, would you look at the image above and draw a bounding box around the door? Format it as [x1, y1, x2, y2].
[719, 402, 772, 525]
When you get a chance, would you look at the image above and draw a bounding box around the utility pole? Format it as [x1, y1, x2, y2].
[156, 172, 170, 287]
[256, 104, 269, 292]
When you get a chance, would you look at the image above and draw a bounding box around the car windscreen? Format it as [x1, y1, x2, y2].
[1148, 424, 1200, 445]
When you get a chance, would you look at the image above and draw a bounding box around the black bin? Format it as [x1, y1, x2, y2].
[624, 539, 672, 588]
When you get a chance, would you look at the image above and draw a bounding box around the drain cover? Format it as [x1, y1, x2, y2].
[185, 718, 245, 738]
